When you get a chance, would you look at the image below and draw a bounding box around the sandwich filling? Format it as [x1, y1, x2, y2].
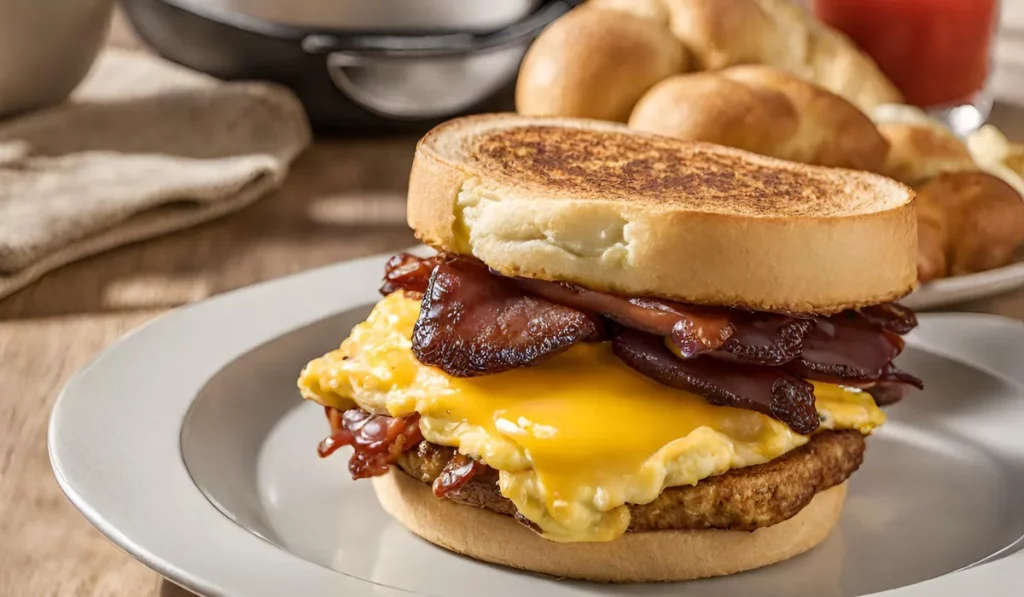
[298, 254, 920, 543]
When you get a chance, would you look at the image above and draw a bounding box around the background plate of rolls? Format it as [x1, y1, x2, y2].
[902, 254, 1024, 311]
[512, 0, 1024, 310]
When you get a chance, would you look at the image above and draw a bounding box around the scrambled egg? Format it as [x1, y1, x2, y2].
[298, 292, 886, 542]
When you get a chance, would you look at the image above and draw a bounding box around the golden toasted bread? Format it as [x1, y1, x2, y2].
[408, 114, 917, 313]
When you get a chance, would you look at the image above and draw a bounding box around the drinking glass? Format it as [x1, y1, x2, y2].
[813, 0, 1001, 135]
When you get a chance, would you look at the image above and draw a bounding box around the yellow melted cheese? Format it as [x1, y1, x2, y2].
[298, 292, 885, 542]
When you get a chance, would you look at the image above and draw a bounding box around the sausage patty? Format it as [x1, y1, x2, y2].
[396, 430, 865, 532]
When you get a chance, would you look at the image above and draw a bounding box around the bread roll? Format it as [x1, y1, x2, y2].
[877, 122, 976, 184]
[659, 0, 805, 72]
[629, 66, 890, 172]
[588, 0, 671, 21]
[517, 0, 900, 123]
[647, 0, 902, 111]
[915, 172, 1024, 278]
[967, 124, 1024, 199]
[515, 5, 688, 122]
[800, 20, 903, 111]
[914, 189, 951, 282]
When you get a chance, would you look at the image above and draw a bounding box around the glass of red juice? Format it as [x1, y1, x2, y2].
[813, 0, 1000, 134]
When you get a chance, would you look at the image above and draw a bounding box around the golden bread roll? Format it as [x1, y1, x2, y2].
[515, 5, 688, 122]
[800, 21, 903, 111]
[654, 0, 902, 111]
[878, 123, 977, 184]
[915, 172, 1024, 279]
[588, 0, 671, 21]
[658, 0, 805, 72]
[629, 66, 889, 172]
[517, 0, 900, 120]
[913, 190, 951, 282]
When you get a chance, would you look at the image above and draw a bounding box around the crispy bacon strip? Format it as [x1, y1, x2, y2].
[789, 314, 923, 391]
[711, 315, 814, 366]
[388, 257, 890, 373]
[793, 360, 923, 392]
[857, 303, 918, 335]
[877, 363, 925, 389]
[318, 407, 423, 479]
[379, 253, 444, 297]
[613, 329, 819, 434]
[432, 453, 487, 498]
[376, 254, 920, 419]
[515, 276, 822, 366]
[412, 259, 602, 377]
[866, 381, 912, 406]
[513, 277, 735, 357]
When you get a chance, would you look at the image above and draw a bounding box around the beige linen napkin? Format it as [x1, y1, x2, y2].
[0, 48, 311, 300]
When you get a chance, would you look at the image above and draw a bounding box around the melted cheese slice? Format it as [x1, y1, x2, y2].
[299, 292, 885, 542]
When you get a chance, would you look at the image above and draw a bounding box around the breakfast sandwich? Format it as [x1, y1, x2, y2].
[298, 114, 922, 582]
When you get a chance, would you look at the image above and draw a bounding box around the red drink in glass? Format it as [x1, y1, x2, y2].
[814, 0, 999, 132]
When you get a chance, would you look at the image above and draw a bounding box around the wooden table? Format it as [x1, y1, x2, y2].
[3, 10, 1024, 597]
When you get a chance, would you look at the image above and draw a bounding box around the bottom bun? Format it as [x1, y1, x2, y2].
[372, 470, 848, 583]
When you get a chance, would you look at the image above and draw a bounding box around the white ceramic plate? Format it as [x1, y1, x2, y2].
[49, 251, 1024, 597]
[902, 259, 1024, 310]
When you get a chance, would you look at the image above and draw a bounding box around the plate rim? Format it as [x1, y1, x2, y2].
[903, 260, 1024, 310]
[48, 250, 1024, 597]
[48, 253, 418, 597]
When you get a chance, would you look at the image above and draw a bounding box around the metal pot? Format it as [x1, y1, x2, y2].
[123, 0, 577, 133]
[196, 0, 542, 30]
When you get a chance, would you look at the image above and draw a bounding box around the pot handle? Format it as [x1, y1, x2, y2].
[301, 0, 578, 58]
[323, 48, 526, 120]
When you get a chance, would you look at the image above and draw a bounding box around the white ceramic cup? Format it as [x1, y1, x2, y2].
[0, 0, 115, 118]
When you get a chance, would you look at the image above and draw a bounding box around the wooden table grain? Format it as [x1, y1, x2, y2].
[3, 9, 1024, 597]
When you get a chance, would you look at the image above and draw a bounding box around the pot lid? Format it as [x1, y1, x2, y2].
[175, 0, 544, 31]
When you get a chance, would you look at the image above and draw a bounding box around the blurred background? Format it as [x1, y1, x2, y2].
[2, 1, 1024, 595]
